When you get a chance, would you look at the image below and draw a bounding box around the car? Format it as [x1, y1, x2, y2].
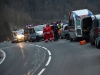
[11, 30, 24, 43]
[60, 24, 69, 40]
[34, 24, 46, 40]
[89, 14, 100, 47]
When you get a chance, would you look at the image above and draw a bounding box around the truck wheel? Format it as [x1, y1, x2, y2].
[65, 34, 69, 40]
[61, 36, 63, 39]
[95, 37, 100, 49]
[70, 37, 73, 41]
[36, 36, 40, 42]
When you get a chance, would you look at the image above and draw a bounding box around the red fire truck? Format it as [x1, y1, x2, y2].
[24, 25, 40, 42]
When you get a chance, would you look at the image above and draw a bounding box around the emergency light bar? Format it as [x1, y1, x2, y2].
[24, 25, 34, 29]
[75, 11, 93, 18]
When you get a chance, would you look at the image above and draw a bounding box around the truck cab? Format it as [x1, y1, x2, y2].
[68, 9, 93, 41]
[24, 25, 40, 42]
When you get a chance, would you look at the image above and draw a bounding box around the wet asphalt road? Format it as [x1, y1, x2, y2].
[0, 39, 100, 75]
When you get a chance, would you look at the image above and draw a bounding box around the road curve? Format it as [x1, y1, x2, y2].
[0, 40, 100, 75]
[0, 43, 49, 75]
[32, 40, 100, 75]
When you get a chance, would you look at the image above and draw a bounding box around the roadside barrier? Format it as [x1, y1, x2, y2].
[80, 40, 86, 45]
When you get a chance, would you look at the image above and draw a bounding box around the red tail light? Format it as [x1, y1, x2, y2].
[95, 28, 100, 34]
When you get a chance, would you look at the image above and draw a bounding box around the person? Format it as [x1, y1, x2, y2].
[57, 21, 62, 30]
[48, 24, 54, 41]
[52, 23, 59, 41]
[57, 21, 62, 39]
[43, 24, 51, 42]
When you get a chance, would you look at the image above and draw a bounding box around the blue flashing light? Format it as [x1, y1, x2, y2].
[88, 11, 92, 16]
[75, 13, 78, 18]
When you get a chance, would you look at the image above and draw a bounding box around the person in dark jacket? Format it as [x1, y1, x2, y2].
[52, 23, 59, 41]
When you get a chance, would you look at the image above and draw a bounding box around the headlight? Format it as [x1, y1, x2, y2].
[17, 35, 24, 39]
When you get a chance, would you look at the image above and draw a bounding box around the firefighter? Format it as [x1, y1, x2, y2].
[52, 23, 59, 41]
[58, 21, 62, 29]
[43, 24, 51, 42]
[48, 25, 54, 41]
[57, 21, 62, 39]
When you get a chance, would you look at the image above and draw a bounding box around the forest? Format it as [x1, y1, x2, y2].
[0, 0, 100, 41]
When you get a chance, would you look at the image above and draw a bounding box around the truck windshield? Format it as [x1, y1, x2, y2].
[29, 28, 35, 34]
[76, 19, 80, 26]
[24, 28, 35, 34]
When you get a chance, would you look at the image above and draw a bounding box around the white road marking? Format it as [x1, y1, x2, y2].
[38, 68, 46, 75]
[42, 47, 47, 50]
[0, 43, 51, 75]
[35, 45, 41, 47]
[27, 44, 52, 75]
[47, 50, 51, 56]
[45, 56, 51, 66]
[0, 49, 6, 64]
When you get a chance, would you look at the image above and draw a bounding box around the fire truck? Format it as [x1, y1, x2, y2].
[68, 9, 93, 41]
[24, 25, 40, 42]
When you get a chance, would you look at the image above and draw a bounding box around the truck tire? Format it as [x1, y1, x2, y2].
[60, 36, 63, 39]
[95, 37, 100, 49]
[70, 37, 73, 41]
[36, 36, 40, 42]
[65, 34, 70, 40]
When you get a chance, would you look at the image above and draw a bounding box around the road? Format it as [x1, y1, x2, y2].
[0, 40, 100, 75]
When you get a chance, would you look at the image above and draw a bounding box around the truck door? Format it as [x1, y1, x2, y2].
[75, 19, 82, 37]
[68, 19, 75, 38]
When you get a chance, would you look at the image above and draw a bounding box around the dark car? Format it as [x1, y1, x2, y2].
[89, 14, 100, 47]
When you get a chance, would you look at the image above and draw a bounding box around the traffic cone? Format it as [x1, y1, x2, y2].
[80, 40, 86, 45]
[83, 40, 86, 44]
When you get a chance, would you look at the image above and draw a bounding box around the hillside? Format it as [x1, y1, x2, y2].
[0, 0, 100, 41]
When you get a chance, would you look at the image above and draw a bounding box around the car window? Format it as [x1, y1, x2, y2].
[29, 28, 35, 34]
[34, 26, 43, 31]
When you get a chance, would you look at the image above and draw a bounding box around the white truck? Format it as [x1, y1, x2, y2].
[68, 9, 93, 41]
